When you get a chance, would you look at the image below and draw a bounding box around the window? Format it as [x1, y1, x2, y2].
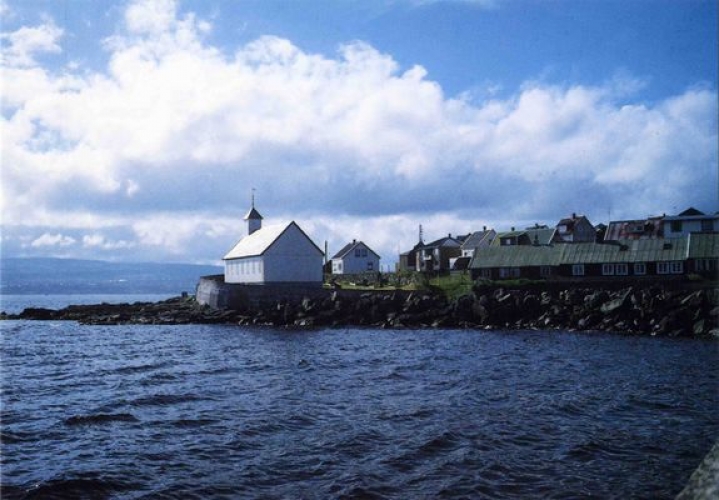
[361, 248, 368, 257]
[572, 264, 585, 276]
[615, 264, 628, 275]
[355, 248, 361, 257]
[634, 263, 646, 275]
[480, 269, 492, 279]
[367, 262, 373, 271]
[602, 264, 615, 276]
[670, 220, 682, 233]
[657, 261, 683, 274]
[540, 266, 552, 277]
[701, 219, 714, 232]
[696, 259, 717, 272]
[499, 268, 520, 278]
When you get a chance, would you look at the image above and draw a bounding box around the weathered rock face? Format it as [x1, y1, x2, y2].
[2, 285, 717, 338]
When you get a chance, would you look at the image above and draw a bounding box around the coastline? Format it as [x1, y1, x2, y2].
[3, 283, 717, 338]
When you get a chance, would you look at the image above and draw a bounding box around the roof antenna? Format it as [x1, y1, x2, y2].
[251, 187, 256, 208]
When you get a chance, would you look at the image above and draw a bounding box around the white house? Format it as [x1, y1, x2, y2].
[331, 240, 381, 274]
[223, 206, 324, 285]
[662, 208, 719, 239]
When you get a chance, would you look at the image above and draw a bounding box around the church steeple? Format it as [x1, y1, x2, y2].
[244, 189, 263, 235]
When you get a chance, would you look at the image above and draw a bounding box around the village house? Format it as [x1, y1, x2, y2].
[662, 208, 719, 239]
[554, 214, 596, 243]
[469, 233, 719, 281]
[604, 208, 718, 241]
[460, 228, 496, 257]
[223, 204, 324, 285]
[450, 228, 496, 271]
[417, 234, 464, 273]
[331, 240, 381, 274]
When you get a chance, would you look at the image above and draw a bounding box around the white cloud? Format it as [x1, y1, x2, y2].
[82, 234, 135, 250]
[1, 21, 63, 67]
[1, 0, 716, 265]
[29, 233, 76, 248]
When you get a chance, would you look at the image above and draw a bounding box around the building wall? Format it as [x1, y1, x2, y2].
[224, 256, 264, 284]
[566, 219, 596, 242]
[263, 224, 324, 283]
[664, 217, 719, 239]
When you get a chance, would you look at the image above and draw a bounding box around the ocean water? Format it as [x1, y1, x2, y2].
[1, 295, 718, 499]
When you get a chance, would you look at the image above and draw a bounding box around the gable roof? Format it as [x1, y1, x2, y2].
[492, 228, 555, 246]
[331, 240, 381, 260]
[422, 235, 462, 249]
[461, 230, 495, 249]
[557, 214, 592, 231]
[678, 207, 705, 216]
[223, 221, 324, 260]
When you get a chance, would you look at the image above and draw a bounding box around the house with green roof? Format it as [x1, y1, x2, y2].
[470, 233, 718, 281]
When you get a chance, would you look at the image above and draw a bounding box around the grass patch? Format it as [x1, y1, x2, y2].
[429, 274, 474, 300]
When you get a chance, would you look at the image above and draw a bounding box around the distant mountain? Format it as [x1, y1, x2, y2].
[0, 258, 223, 295]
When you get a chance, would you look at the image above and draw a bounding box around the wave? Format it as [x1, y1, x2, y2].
[64, 413, 139, 426]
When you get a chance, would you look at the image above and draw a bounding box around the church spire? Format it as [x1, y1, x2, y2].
[244, 188, 263, 235]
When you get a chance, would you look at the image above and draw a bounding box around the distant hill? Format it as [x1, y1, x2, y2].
[0, 258, 223, 295]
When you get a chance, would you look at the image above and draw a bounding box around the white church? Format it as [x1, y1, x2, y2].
[223, 203, 325, 285]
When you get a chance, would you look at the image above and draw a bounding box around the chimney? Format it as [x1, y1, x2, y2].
[483, 225, 487, 231]
[572, 212, 577, 219]
[352, 239, 356, 244]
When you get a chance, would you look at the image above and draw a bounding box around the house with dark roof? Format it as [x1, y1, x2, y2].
[331, 240, 381, 274]
[554, 214, 596, 243]
[449, 228, 496, 271]
[460, 229, 496, 258]
[223, 204, 324, 285]
[492, 226, 556, 247]
[417, 234, 463, 272]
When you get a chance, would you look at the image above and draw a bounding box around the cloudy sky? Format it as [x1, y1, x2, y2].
[2, 0, 717, 266]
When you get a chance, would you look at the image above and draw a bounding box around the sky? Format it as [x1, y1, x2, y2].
[1, 0, 717, 267]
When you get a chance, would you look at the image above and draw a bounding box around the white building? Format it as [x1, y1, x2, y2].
[223, 205, 324, 285]
[663, 208, 719, 239]
[331, 240, 381, 274]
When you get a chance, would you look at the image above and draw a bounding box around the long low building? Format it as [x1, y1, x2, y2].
[469, 233, 718, 281]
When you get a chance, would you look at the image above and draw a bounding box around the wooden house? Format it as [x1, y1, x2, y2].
[331, 240, 381, 274]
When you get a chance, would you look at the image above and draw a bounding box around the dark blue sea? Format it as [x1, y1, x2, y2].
[2, 295, 718, 499]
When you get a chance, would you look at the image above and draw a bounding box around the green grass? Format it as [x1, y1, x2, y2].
[428, 274, 474, 300]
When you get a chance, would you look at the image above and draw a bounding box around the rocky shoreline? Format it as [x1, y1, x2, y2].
[3, 284, 718, 337]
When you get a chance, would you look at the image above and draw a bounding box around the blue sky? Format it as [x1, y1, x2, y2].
[1, 0, 717, 265]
